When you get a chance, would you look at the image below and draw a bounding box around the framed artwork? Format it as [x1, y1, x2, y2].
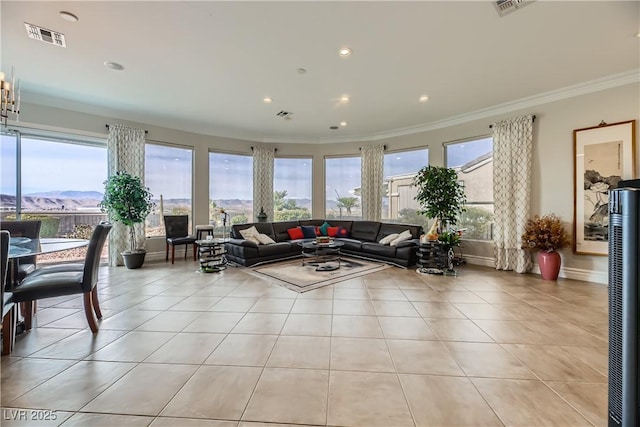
[573, 120, 636, 255]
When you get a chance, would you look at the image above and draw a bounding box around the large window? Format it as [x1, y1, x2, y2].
[325, 156, 361, 220]
[209, 152, 253, 229]
[145, 143, 193, 236]
[274, 157, 312, 221]
[382, 148, 429, 225]
[1, 131, 108, 262]
[445, 136, 494, 240]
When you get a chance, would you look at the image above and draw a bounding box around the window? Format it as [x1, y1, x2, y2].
[1, 131, 108, 263]
[325, 156, 361, 220]
[145, 143, 193, 236]
[383, 148, 429, 226]
[209, 152, 253, 230]
[445, 136, 494, 240]
[274, 157, 312, 221]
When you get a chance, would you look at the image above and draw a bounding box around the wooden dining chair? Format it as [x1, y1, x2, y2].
[163, 215, 197, 264]
[10, 222, 112, 333]
[1, 230, 16, 355]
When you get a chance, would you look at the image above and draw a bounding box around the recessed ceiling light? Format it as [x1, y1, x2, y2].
[59, 11, 79, 22]
[338, 47, 352, 57]
[636, 32, 640, 38]
[340, 121, 347, 127]
[419, 95, 429, 103]
[263, 97, 273, 104]
[340, 95, 350, 103]
[104, 61, 124, 71]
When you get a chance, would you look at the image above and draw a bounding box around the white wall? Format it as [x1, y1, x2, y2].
[15, 82, 640, 282]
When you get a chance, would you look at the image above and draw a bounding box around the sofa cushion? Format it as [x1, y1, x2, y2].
[255, 233, 276, 245]
[301, 225, 317, 239]
[336, 226, 350, 238]
[287, 227, 304, 240]
[232, 223, 275, 240]
[361, 242, 397, 257]
[379, 233, 399, 245]
[337, 238, 362, 251]
[257, 242, 293, 257]
[327, 226, 339, 237]
[350, 221, 381, 242]
[272, 221, 302, 242]
[390, 229, 413, 246]
[319, 221, 331, 236]
[377, 223, 422, 241]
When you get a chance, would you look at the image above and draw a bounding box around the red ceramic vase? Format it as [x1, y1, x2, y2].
[538, 250, 561, 281]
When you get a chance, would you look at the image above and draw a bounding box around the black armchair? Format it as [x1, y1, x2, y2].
[11, 222, 112, 334]
[163, 215, 197, 264]
[1, 230, 16, 355]
[1, 220, 41, 286]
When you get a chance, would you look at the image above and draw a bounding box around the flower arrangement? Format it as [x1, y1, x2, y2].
[521, 213, 570, 252]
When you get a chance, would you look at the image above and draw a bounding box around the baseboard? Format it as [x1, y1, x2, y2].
[463, 254, 495, 267]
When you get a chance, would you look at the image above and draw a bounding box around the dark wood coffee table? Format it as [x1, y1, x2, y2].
[299, 240, 344, 271]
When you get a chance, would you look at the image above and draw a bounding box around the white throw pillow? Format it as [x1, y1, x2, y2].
[240, 226, 259, 239]
[390, 229, 413, 246]
[379, 233, 399, 245]
[256, 233, 276, 245]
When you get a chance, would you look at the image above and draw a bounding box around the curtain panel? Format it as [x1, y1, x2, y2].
[253, 146, 275, 222]
[106, 124, 146, 266]
[492, 115, 534, 273]
[361, 144, 384, 221]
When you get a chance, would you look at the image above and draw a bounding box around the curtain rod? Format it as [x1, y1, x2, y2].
[105, 124, 148, 134]
[359, 145, 387, 150]
[250, 146, 277, 152]
[489, 115, 536, 129]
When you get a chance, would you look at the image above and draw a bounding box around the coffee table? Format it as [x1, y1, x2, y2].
[299, 240, 344, 271]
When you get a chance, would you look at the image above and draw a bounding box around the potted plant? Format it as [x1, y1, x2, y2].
[413, 165, 467, 233]
[99, 171, 154, 269]
[521, 213, 571, 280]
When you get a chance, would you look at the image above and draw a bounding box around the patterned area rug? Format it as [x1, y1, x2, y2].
[247, 257, 391, 293]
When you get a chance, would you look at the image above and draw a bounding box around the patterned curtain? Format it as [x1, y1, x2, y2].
[361, 144, 384, 220]
[492, 115, 534, 273]
[252, 146, 275, 222]
[107, 124, 146, 266]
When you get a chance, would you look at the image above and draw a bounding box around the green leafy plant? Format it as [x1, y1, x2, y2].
[521, 213, 570, 252]
[413, 165, 466, 228]
[99, 171, 154, 253]
[437, 230, 461, 246]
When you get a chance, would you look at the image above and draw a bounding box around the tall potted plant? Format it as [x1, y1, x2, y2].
[99, 171, 154, 269]
[413, 165, 467, 233]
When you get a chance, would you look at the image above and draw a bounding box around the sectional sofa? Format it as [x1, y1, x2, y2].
[225, 219, 423, 268]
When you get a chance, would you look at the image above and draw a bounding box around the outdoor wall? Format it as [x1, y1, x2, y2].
[16, 81, 640, 283]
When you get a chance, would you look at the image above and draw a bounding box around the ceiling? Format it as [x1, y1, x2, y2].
[1, 1, 639, 144]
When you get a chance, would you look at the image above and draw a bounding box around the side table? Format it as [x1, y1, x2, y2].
[196, 238, 228, 273]
[416, 241, 457, 275]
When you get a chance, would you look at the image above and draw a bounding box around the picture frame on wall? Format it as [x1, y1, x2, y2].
[573, 120, 636, 255]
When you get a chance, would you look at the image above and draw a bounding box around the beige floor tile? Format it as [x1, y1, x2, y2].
[205, 334, 277, 366]
[151, 417, 236, 426]
[332, 315, 383, 338]
[295, 285, 335, 299]
[238, 423, 318, 427]
[472, 378, 591, 426]
[31, 308, 81, 326]
[280, 314, 332, 336]
[445, 342, 535, 379]
[474, 319, 547, 344]
[9, 360, 134, 410]
[100, 294, 155, 310]
[267, 335, 331, 369]
[333, 299, 376, 316]
[230, 313, 287, 334]
[425, 318, 494, 342]
[242, 368, 328, 425]
[400, 374, 503, 426]
[333, 288, 371, 300]
[378, 316, 437, 340]
[503, 344, 606, 382]
[411, 301, 466, 318]
[559, 344, 608, 377]
[0, 408, 73, 426]
[41, 309, 117, 329]
[402, 289, 444, 302]
[331, 337, 395, 372]
[135, 311, 203, 332]
[145, 332, 225, 364]
[368, 289, 409, 301]
[547, 382, 607, 427]
[192, 285, 237, 297]
[132, 295, 186, 310]
[452, 303, 520, 320]
[521, 320, 607, 346]
[61, 413, 154, 426]
[437, 291, 487, 303]
[387, 339, 464, 376]
[209, 297, 258, 312]
[1, 358, 77, 404]
[168, 296, 222, 311]
[161, 365, 262, 419]
[249, 297, 295, 313]
[289, 298, 333, 314]
[184, 312, 245, 333]
[474, 291, 524, 304]
[372, 300, 420, 317]
[327, 371, 413, 427]
[29, 329, 128, 360]
[87, 331, 175, 362]
[82, 363, 197, 416]
[11, 328, 82, 357]
[98, 309, 162, 331]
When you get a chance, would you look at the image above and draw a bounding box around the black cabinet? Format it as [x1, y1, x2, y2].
[417, 241, 456, 273]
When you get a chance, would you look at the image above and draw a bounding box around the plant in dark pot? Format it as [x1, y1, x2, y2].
[99, 171, 154, 269]
[413, 165, 467, 236]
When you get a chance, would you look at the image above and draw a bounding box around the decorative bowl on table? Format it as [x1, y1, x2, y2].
[316, 236, 331, 244]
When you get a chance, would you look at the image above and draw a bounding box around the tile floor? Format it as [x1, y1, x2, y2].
[1, 261, 608, 426]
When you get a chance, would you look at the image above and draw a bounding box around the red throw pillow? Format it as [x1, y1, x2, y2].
[327, 226, 339, 237]
[315, 226, 321, 236]
[287, 227, 304, 240]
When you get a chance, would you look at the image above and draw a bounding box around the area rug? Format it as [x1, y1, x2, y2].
[247, 257, 391, 293]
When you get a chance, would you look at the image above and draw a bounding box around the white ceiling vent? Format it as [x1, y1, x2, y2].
[24, 23, 67, 47]
[276, 111, 293, 120]
[494, 0, 534, 17]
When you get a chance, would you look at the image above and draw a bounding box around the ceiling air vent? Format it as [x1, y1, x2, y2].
[494, 0, 534, 17]
[24, 23, 67, 47]
[276, 111, 293, 120]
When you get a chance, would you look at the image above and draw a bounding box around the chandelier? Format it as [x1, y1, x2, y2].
[0, 67, 20, 127]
